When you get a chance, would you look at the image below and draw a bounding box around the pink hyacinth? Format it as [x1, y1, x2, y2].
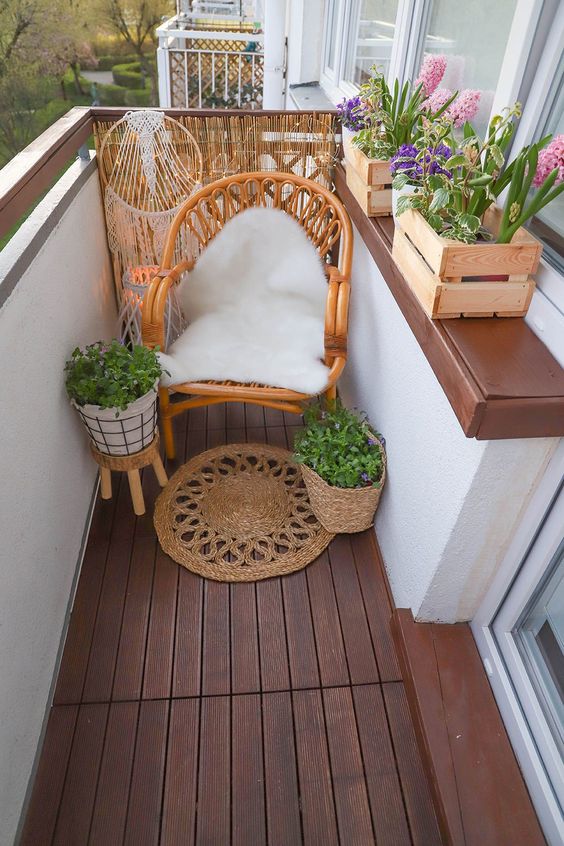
[416, 53, 447, 97]
[422, 87, 453, 113]
[533, 134, 564, 187]
[447, 89, 481, 127]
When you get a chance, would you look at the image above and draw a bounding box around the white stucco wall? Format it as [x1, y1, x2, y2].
[340, 227, 557, 623]
[0, 161, 116, 846]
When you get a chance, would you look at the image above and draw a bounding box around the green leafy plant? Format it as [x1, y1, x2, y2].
[393, 105, 530, 242]
[496, 140, 564, 243]
[64, 340, 163, 412]
[293, 401, 384, 489]
[352, 67, 456, 161]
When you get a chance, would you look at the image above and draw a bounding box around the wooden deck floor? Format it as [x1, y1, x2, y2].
[21, 404, 442, 846]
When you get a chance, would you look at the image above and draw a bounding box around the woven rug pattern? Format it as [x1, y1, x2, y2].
[154, 443, 334, 581]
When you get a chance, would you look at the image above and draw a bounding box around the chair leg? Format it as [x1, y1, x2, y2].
[325, 384, 337, 403]
[159, 388, 176, 460]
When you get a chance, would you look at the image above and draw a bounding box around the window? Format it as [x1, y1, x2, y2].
[320, 1, 402, 100]
[527, 55, 564, 275]
[325, 0, 342, 78]
[344, 0, 400, 86]
[412, 0, 518, 132]
[320, 0, 564, 315]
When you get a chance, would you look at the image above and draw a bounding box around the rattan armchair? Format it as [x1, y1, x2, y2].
[142, 171, 353, 459]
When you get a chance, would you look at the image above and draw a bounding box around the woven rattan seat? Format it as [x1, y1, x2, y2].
[142, 171, 353, 460]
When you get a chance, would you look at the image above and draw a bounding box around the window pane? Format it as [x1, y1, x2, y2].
[325, 0, 341, 72]
[345, 0, 399, 86]
[515, 543, 564, 754]
[417, 0, 517, 132]
[528, 58, 564, 272]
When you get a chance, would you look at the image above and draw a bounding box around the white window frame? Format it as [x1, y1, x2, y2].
[319, 0, 544, 114]
[319, 0, 564, 358]
[511, 3, 564, 316]
[320, 0, 413, 102]
[471, 441, 564, 846]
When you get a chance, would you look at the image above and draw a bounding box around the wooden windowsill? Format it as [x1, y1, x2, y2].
[334, 164, 564, 440]
[391, 609, 546, 845]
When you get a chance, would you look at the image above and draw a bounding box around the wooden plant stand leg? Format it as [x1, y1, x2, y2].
[126, 470, 144, 516]
[99, 467, 112, 500]
[90, 432, 168, 517]
[152, 452, 168, 487]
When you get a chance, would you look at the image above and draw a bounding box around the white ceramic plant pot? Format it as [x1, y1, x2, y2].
[392, 183, 417, 223]
[342, 126, 355, 159]
[72, 383, 159, 456]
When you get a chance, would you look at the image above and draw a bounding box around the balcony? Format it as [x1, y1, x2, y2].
[0, 106, 560, 846]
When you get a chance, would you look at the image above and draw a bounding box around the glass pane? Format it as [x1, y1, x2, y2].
[527, 57, 564, 273]
[326, 0, 341, 72]
[515, 542, 564, 754]
[345, 0, 399, 86]
[417, 0, 517, 133]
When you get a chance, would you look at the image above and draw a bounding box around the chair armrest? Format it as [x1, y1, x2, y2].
[142, 259, 194, 349]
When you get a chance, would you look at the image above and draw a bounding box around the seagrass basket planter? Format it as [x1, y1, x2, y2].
[393, 206, 543, 318]
[300, 442, 387, 534]
[343, 131, 392, 218]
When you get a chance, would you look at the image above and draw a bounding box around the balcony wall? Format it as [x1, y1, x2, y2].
[340, 230, 558, 623]
[0, 157, 116, 845]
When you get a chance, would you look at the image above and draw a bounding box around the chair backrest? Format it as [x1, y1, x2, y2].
[160, 171, 353, 278]
[99, 110, 203, 293]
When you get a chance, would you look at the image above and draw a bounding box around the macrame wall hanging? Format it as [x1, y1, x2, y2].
[99, 110, 204, 347]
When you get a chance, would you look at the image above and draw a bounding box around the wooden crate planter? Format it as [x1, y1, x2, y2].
[392, 206, 542, 318]
[343, 132, 392, 217]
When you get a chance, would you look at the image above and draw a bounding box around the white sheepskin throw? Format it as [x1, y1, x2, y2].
[158, 207, 330, 394]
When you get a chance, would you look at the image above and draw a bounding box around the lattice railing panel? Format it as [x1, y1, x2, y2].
[169, 39, 263, 108]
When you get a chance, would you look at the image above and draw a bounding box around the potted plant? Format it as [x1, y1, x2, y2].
[293, 401, 386, 533]
[337, 94, 370, 153]
[390, 140, 453, 221]
[340, 69, 427, 217]
[65, 340, 163, 455]
[392, 109, 564, 318]
[340, 57, 458, 217]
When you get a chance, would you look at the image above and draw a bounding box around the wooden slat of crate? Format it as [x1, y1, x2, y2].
[392, 228, 535, 318]
[346, 164, 392, 217]
[398, 208, 543, 279]
[343, 136, 391, 185]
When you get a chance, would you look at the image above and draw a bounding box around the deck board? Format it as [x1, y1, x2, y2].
[161, 699, 200, 846]
[22, 404, 441, 845]
[89, 701, 139, 846]
[232, 694, 267, 846]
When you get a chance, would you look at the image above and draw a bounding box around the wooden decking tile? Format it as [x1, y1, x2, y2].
[22, 403, 441, 846]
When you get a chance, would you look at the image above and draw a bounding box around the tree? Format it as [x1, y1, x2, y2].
[99, 0, 174, 103]
[0, 0, 46, 74]
[0, 0, 97, 163]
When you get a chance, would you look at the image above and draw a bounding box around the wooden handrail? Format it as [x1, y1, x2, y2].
[0, 107, 94, 241]
[0, 106, 339, 245]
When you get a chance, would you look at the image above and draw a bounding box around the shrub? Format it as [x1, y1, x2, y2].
[97, 54, 138, 71]
[65, 340, 163, 411]
[124, 88, 152, 107]
[62, 68, 92, 99]
[35, 99, 72, 126]
[112, 61, 144, 89]
[92, 34, 150, 57]
[293, 401, 385, 489]
[98, 83, 128, 106]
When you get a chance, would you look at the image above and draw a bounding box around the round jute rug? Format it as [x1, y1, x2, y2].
[153, 443, 334, 582]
